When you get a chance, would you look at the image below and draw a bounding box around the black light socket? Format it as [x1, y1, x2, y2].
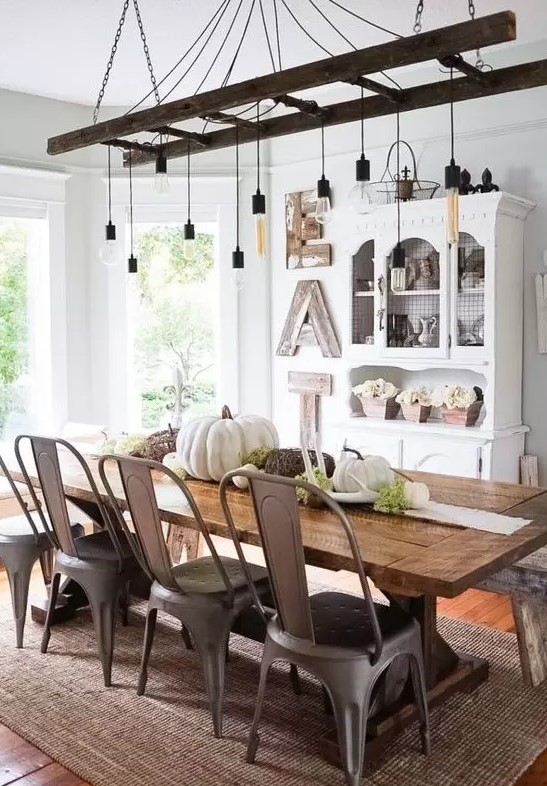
[232, 246, 244, 269]
[317, 174, 330, 199]
[445, 159, 461, 190]
[155, 152, 167, 175]
[392, 243, 406, 269]
[355, 154, 371, 183]
[252, 189, 266, 215]
[128, 255, 138, 274]
[105, 220, 116, 242]
[184, 220, 195, 241]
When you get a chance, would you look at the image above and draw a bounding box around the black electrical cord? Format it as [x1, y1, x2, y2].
[187, 140, 192, 223]
[127, 0, 232, 112]
[273, 0, 282, 70]
[107, 145, 113, 222]
[235, 123, 240, 247]
[258, 0, 277, 72]
[128, 151, 134, 255]
[324, 0, 402, 39]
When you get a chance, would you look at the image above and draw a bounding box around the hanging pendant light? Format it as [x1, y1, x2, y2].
[154, 135, 169, 194]
[183, 140, 196, 260]
[391, 106, 406, 293]
[347, 87, 374, 214]
[127, 151, 138, 274]
[315, 119, 331, 225]
[252, 102, 267, 260]
[445, 67, 460, 246]
[231, 123, 244, 291]
[100, 146, 122, 267]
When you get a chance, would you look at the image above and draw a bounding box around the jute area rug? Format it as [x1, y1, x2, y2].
[0, 601, 545, 786]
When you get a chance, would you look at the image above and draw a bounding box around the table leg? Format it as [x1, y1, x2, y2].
[321, 592, 489, 767]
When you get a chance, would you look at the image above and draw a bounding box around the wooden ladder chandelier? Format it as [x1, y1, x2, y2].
[47, 4, 547, 167]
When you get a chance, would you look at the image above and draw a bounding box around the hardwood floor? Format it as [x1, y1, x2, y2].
[0, 566, 543, 785]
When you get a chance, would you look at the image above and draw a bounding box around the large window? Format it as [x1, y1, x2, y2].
[128, 222, 218, 430]
[0, 215, 48, 438]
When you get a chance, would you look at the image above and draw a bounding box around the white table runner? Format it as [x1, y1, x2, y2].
[406, 502, 532, 535]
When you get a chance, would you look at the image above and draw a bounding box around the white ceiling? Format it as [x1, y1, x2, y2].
[0, 0, 546, 109]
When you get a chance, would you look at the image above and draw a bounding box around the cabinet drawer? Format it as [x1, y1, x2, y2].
[341, 433, 402, 468]
[402, 438, 482, 478]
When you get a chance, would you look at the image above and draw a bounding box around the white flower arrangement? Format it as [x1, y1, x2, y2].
[352, 378, 398, 400]
[396, 386, 433, 406]
[432, 385, 478, 410]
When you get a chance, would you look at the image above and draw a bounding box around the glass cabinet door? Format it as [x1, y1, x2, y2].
[455, 232, 485, 350]
[351, 240, 375, 347]
[384, 237, 446, 356]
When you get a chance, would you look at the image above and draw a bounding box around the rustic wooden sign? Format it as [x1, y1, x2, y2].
[286, 190, 331, 269]
[288, 371, 332, 449]
[276, 279, 341, 357]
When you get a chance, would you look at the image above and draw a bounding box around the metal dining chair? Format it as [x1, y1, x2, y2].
[15, 435, 139, 686]
[98, 453, 272, 738]
[220, 470, 430, 786]
[0, 452, 84, 648]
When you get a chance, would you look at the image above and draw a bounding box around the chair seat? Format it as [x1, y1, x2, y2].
[74, 530, 134, 561]
[310, 591, 412, 649]
[172, 555, 269, 595]
[0, 510, 80, 546]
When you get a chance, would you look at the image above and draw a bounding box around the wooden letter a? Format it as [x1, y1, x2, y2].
[276, 279, 341, 357]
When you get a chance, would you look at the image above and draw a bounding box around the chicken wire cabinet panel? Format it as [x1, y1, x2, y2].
[339, 192, 534, 482]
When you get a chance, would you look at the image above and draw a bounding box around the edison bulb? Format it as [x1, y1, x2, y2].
[446, 187, 459, 246]
[391, 267, 406, 293]
[315, 196, 332, 225]
[348, 181, 375, 214]
[255, 213, 267, 259]
[231, 268, 244, 291]
[155, 171, 169, 195]
[99, 240, 121, 267]
[183, 239, 195, 261]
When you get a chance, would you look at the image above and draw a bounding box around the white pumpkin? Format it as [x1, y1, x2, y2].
[404, 481, 430, 509]
[176, 405, 279, 482]
[162, 452, 186, 479]
[333, 455, 394, 494]
[232, 464, 260, 490]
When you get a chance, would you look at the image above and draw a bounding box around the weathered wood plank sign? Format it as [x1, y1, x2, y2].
[286, 190, 331, 269]
[288, 371, 332, 449]
[276, 279, 341, 357]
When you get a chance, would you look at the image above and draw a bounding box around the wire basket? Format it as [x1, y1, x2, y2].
[368, 140, 440, 205]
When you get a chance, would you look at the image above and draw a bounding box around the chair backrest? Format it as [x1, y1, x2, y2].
[219, 470, 384, 661]
[0, 452, 45, 541]
[98, 454, 235, 597]
[14, 435, 125, 568]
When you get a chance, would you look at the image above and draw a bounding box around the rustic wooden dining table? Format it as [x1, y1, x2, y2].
[2, 444, 547, 762]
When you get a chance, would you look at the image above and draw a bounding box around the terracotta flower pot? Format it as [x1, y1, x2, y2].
[441, 401, 483, 427]
[359, 396, 400, 420]
[401, 403, 432, 423]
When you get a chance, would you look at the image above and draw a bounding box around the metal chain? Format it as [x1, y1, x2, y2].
[413, 0, 424, 33]
[93, 0, 159, 125]
[132, 0, 160, 105]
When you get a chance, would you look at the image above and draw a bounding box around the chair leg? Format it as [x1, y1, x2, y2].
[246, 646, 275, 764]
[408, 647, 431, 755]
[328, 685, 368, 786]
[119, 581, 130, 627]
[192, 624, 231, 739]
[83, 577, 120, 688]
[3, 547, 38, 649]
[38, 547, 54, 586]
[41, 572, 61, 653]
[289, 663, 301, 695]
[137, 608, 158, 696]
[180, 624, 193, 650]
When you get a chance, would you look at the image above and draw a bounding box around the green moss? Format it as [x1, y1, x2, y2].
[373, 478, 411, 514]
[241, 446, 274, 469]
[294, 469, 333, 505]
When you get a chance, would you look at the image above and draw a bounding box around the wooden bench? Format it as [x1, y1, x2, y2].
[478, 546, 547, 687]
